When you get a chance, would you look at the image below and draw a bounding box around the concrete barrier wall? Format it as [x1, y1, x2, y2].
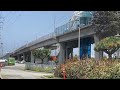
[25, 62, 57, 73]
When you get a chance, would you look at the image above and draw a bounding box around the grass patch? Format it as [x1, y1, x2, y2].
[25, 64, 55, 73]
[44, 75, 54, 78]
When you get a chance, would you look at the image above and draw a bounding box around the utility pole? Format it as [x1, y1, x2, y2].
[53, 15, 57, 58]
[78, 26, 80, 60]
[76, 18, 81, 60]
[53, 14, 56, 40]
[0, 11, 4, 58]
[115, 33, 120, 59]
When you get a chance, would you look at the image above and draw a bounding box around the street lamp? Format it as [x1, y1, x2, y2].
[76, 18, 81, 60]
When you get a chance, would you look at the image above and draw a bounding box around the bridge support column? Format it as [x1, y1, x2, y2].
[31, 51, 35, 63]
[58, 42, 66, 64]
[94, 34, 103, 60]
[71, 48, 73, 59]
[23, 53, 26, 61]
[66, 48, 73, 59]
[17, 55, 21, 61]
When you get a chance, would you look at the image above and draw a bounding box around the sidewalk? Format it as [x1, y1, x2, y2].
[1, 63, 54, 79]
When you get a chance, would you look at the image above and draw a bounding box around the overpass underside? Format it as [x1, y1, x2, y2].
[11, 24, 117, 64]
[11, 27, 102, 64]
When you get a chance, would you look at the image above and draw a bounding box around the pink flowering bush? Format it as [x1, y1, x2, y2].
[54, 59, 120, 79]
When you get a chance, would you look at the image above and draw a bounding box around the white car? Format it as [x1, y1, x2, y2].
[0, 59, 7, 63]
[0, 59, 7, 67]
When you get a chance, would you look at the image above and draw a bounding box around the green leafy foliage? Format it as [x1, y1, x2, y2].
[94, 36, 120, 59]
[32, 48, 51, 63]
[54, 58, 120, 79]
[92, 11, 120, 35]
[25, 66, 54, 73]
[44, 75, 54, 78]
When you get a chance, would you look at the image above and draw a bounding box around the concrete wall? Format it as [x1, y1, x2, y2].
[34, 57, 49, 64]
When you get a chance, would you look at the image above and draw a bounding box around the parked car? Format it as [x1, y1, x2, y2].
[0, 59, 7, 67]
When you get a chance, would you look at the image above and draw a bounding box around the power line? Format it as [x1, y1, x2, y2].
[4, 11, 22, 30]
[3, 11, 12, 18]
[4, 11, 17, 25]
[0, 11, 4, 58]
[7, 12, 21, 27]
[56, 15, 68, 24]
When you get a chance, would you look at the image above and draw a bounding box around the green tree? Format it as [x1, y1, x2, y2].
[94, 36, 120, 60]
[92, 11, 120, 35]
[32, 48, 51, 64]
[32, 49, 38, 63]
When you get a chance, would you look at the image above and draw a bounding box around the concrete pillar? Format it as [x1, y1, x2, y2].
[116, 49, 120, 59]
[26, 51, 31, 62]
[23, 53, 26, 61]
[66, 48, 73, 59]
[14, 56, 17, 60]
[19, 54, 23, 61]
[31, 51, 34, 63]
[26, 54, 29, 62]
[66, 48, 70, 59]
[94, 34, 103, 60]
[58, 42, 66, 64]
[17, 55, 20, 61]
[71, 48, 73, 59]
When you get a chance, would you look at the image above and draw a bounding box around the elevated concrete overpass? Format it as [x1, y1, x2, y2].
[11, 23, 99, 64]
[10, 11, 111, 64]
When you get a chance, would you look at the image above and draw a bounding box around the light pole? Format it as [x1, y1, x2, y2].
[78, 26, 80, 60]
[1, 42, 3, 58]
[76, 18, 81, 60]
[115, 33, 120, 59]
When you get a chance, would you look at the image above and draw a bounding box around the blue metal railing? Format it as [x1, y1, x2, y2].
[54, 18, 92, 37]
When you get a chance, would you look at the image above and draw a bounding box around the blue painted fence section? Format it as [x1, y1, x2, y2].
[80, 37, 92, 59]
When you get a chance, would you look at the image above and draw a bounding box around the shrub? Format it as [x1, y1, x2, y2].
[44, 75, 54, 78]
[54, 59, 120, 79]
[54, 65, 63, 78]
[44, 67, 54, 73]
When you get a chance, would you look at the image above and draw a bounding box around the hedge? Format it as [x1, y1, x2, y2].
[54, 59, 120, 79]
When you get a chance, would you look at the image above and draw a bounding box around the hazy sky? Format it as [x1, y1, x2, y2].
[0, 11, 96, 57]
[1, 11, 74, 55]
